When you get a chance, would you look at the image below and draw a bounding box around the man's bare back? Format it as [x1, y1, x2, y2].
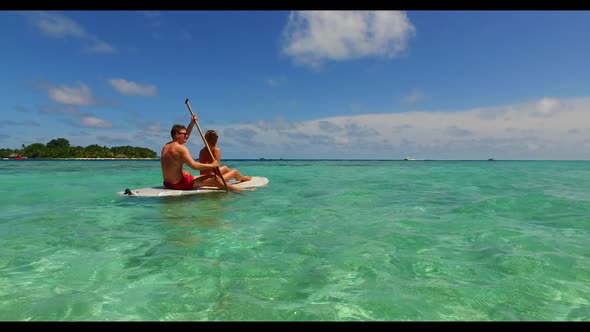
[161, 141, 188, 184]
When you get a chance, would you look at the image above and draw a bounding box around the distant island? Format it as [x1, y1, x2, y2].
[0, 138, 157, 159]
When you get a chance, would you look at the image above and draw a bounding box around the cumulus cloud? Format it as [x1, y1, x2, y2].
[445, 126, 472, 137]
[36, 103, 112, 130]
[532, 96, 563, 117]
[253, 118, 296, 131]
[29, 11, 86, 39]
[28, 11, 117, 54]
[282, 11, 415, 68]
[309, 134, 335, 145]
[80, 116, 112, 128]
[224, 128, 258, 140]
[393, 124, 412, 132]
[84, 41, 117, 54]
[136, 123, 167, 140]
[145, 123, 163, 132]
[52, 96, 586, 159]
[109, 79, 159, 97]
[210, 96, 590, 160]
[47, 82, 96, 106]
[345, 122, 379, 137]
[319, 120, 342, 133]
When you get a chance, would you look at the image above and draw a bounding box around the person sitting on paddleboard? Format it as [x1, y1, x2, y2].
[199, 129, 252, 183]
[160, 116, 253, 192]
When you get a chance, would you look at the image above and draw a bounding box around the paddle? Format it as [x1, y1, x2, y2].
[185, 98, 230, 192]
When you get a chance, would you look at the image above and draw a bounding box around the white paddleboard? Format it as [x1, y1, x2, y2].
[117, 176, 269, 197]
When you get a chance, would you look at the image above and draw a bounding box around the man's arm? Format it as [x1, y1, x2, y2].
[186, 114, 197, 138]
[180, 145, 218, 170]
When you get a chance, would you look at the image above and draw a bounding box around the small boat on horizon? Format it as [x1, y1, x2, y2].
[9, 154, 27, 160]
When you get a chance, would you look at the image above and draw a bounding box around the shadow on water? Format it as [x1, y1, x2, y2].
[120, 193, 233, 281]
[114, 191, 242, 234]
[159, 194, 230, 231]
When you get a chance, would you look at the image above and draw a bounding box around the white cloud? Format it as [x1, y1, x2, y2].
[29, 11, 87, 39]
[80, 116, 112, 128]
[211, 96, 590, 160]
[48, 82, 96, 106]
[538, 97, 561, 112]
[532, 96, 563, 117]
[28, 11, 117, 54]
[282, 11, 415, 68]
[145, 123, 163, 132]
[445, 126, 472, 137]
[84, 41, 117, 54]
[108, 79, 159, 97]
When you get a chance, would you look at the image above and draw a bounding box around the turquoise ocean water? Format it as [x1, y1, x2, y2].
[0, 159, 589, 321]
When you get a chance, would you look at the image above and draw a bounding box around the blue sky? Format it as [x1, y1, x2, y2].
[1, 10, 590, 159]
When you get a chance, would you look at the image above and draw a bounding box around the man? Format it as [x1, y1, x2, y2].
[199, 129, 252, 183]
[161, 115, 254, 192]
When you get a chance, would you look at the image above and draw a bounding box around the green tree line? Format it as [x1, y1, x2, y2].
[0, 138, 158, 159]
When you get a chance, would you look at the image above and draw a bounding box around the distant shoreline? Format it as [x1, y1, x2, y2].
[1, 157, 160, 160]
[2, 158, 589, 161]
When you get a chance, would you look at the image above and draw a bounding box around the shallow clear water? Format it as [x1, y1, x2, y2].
[0, 160, 589, 321]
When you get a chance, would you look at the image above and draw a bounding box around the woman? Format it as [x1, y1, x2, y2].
[198, 130, 252, 183]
